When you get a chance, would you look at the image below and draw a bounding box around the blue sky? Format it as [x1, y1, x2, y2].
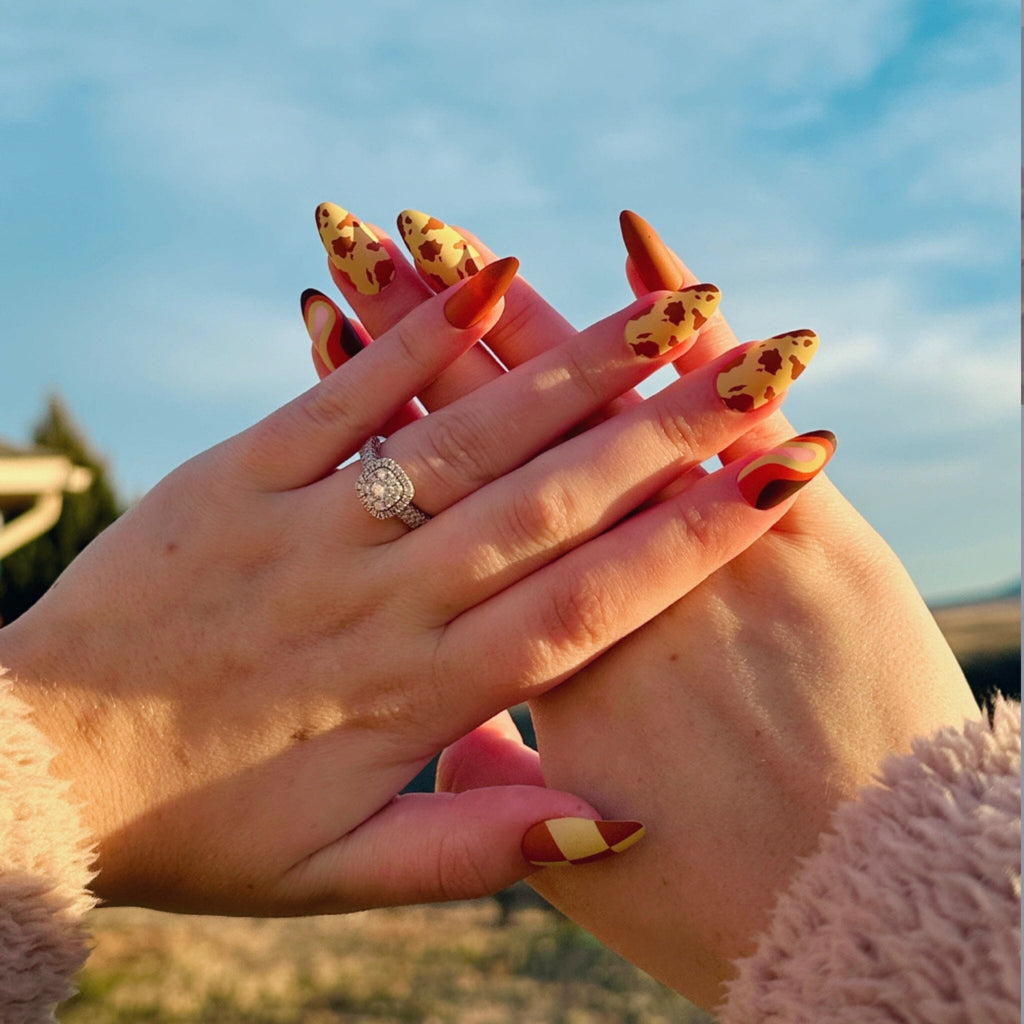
[1, 0, 1018, 602]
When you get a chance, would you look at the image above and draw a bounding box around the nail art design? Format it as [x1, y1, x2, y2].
[315, 203, 395, 295]
[716, 330, 819, 412]
[396, 209, 483, 290]
[624, 285, 721, 359]
[522, 817, 646, 867]
[443, 256, 519, 329]
[619, 209, 685, 292]
[301, 289, 365, 372]
[737, 430, 837, 510]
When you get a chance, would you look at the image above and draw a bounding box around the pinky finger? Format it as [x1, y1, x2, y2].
[451, 430, 838, 710]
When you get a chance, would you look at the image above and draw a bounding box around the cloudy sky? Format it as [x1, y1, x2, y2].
[1, 0, 1018, 602]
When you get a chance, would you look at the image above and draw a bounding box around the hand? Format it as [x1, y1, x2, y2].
[442, 213, 981, 1009]
[0, 231, 802, 920]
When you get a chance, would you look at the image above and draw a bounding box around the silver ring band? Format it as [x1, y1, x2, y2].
[355, 436, 432, 530]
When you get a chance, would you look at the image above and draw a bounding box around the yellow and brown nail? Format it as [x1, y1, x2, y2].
[396, 209, 483, 290]
[522, 817, 646, 867]
[315, 202, 396, 295]
[624, 285, 721, 359]
[716, 330, 819, 412]
[737, 430, 836, 509]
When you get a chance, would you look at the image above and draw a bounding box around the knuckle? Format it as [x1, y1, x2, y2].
[417, 408, 495, 496]
[674, 502, 719, 562]
[435, 828, 494, 902]
[557, 343, 605, 407]
[651, 401, 702, 462]
[541, 570, 614, 657]
[503, 480, 578, 554]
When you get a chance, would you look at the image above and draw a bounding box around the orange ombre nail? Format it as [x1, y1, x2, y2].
[619, 209, 685, 292]
[443, 256, 519, 329]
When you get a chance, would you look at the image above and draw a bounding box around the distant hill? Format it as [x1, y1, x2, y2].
[930, 586, 1020, 707]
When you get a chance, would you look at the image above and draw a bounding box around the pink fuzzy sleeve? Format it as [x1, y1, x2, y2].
[719, 699, 1021, 1024]
[0, 670, 96, 1024]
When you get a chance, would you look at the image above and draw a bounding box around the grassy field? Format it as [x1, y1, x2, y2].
[61, 594, 1018, 1022]
[64, 901, 712, 1023]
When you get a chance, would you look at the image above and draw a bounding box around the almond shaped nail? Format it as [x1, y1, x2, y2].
[315, 202, 396, 295]
[396, 209, 483, 290]
[624, 285, 721, 359]
[301, 288, 364, 372]
[716, 330, 820, 412]
[522, 817, 646, 867]
[443, 256, 519, 329]
[620, 209, 685, 292]
[737, 430, 837, 510]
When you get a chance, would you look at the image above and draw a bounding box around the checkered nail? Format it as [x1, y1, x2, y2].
[522, 817, 646, 867]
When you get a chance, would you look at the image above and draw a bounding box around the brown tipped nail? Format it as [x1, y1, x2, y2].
[620, 210, 685, 292]
[522, 817, 646, 867]
[737, 430, 837, 510]
[443, 256, 519, 329]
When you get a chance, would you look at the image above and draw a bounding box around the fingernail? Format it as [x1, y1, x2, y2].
[315, 203, 396, 295]
[737, 430, 837, 510]
[443, 256, 519, 329]
[301, 289, 364, 372]
[522, 817, 646, 867]
[716, 330, 820, 412]
[624, 285, 721, 359]
[396, 209, 483, 290]
[620, 210, 685, 291]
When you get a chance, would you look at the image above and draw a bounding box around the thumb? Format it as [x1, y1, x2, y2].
[437, 710, 546, 792]
[283, 786, 644, 911]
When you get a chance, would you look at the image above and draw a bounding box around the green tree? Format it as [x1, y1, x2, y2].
[0, 395, 123, 623]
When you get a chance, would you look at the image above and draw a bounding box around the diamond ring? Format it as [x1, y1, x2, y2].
[355, 436, 432, 530]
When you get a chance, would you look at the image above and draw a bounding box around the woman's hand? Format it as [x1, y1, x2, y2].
[441, 213, 982, 1009]
[0, 231, 811, 921]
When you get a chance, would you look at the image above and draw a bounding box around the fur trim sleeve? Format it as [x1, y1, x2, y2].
[718, 699, 1021, 1024]
[0, 670, 96, 1023]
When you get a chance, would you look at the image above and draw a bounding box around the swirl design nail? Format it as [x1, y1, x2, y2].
[624, 285, 721, 359]
[737, 430, 837, 510]
[717, 330, 819, 412]
[301, 288, 364, 372]
[522, 817, 646, 867]
[396, 209, 483, 290]
[315, 203, 396, 295]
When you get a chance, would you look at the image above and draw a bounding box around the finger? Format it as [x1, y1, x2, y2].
[315, 202, 506, 407]
[414, 331, 819, 614]
[343, 285, 721, 530]
[443, 430, 838, 715]
[436, 712, 546, 792]
[302, 288, 422, 432]
[620, 209, 800, 461]
[395, 210, 644, 418]
[236, 259, 518, 491]
[280, 787, 645, 911]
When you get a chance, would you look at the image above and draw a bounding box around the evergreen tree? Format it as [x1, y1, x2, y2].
[0, 395, 123, 623]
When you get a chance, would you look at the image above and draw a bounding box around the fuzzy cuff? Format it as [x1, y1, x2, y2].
[0, 671, 96, 1023]
[720, 699, 1021, 1024]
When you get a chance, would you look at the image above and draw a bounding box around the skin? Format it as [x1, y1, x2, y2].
[0, 248, 797, 919]
[446, 236, 980, 1010]
[317, 211, 979, 1009]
